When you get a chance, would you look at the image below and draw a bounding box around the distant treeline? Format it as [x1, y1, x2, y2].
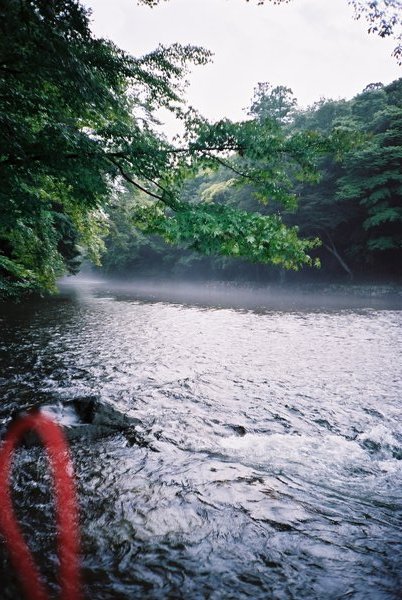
[101, 78, 402, 283]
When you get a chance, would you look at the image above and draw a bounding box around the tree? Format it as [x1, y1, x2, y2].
[287, 78, 402, 279]
[248, 83, 297, 125]
[0, 0, 209, 294]
[349, 0, 402, 62]
[1, 0, 350, 297]
[100, 187, 169, 275]
[148, 78, 401, 282]
[104, 79, 402, 283]
[337, 104, 402, 261]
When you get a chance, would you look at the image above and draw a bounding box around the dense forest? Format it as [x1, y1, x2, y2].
[101, 79, 402, 283]
[1, 0, 401, 298]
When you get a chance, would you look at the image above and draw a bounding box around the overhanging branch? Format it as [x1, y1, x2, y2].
[106, 156, 165, 202]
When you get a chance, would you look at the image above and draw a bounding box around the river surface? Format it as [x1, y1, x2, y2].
[0, 280, 401, 599]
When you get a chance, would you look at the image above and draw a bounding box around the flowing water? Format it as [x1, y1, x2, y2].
[0, 280, 401, 599]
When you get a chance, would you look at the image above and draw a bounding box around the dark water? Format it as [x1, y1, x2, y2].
[1, 280, 401, 599]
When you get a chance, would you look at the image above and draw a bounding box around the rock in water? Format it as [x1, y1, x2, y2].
[3, 397, 151, 448]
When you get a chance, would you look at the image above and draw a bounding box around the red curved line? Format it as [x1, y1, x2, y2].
[0, 412, 82, 600]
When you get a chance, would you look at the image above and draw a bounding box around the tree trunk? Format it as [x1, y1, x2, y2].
[323, 240, 354, 280]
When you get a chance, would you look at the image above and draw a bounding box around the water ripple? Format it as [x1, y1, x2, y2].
[0, 286, 401, 599]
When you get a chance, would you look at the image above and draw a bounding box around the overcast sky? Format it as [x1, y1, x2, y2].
[84, 0, 400, 132]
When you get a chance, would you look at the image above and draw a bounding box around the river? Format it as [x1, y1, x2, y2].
[0, 280, 401, 599]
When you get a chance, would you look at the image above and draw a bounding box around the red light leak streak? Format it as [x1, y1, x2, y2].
[0, 412, 82, 600]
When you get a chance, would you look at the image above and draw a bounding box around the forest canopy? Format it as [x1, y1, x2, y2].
[101, 78, 402, 283]
[0, 0, 400, 296]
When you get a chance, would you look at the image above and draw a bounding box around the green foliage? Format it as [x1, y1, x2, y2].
[3, 0, 399, 296]
[2, 0, 350, 297]
[106, 77, 401, 282]
[0, 0, 209, 296]
[132, 200, 319, 270]
[248, 83, 297, 124]
[337, 103, 402, 257]
[283, 79, 402, 277]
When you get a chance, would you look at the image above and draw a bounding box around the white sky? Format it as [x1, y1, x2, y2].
[84, 0, 401, 133]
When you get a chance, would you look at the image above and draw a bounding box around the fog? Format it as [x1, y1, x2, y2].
[58, 274, 402, 311]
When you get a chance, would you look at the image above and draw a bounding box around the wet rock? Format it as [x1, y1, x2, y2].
[228, 424, 247, 436]
[3, 397, 152, 448]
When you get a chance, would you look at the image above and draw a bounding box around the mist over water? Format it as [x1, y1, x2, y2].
[0, 277, 401, 599]
[59, 274, 402, 311]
